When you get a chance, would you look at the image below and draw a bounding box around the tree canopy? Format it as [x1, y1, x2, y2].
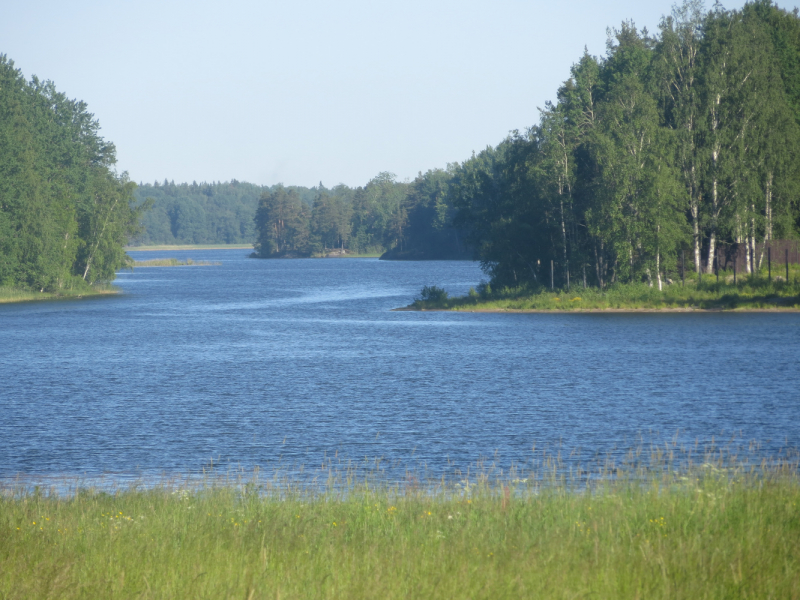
[251, 173, 469, 258]
[0, 55, 144, 291]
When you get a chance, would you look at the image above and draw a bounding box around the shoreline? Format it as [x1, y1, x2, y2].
[125, 245, 381, 258]
[400, 279, 800, 313]
[395, 305, 800, 313]
[0, 288, 120, 305]
[125, 244, 253, 251]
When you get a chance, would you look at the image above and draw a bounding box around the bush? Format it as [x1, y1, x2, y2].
[418, 285, 448, 303]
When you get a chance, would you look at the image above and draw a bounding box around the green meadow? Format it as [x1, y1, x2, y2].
[407, 266, 800, 312]
[2, 443, 799, 599]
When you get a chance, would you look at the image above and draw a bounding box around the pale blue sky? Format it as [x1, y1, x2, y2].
[2, 0, 783, 188]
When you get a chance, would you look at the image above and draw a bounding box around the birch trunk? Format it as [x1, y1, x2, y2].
[656, 251, 663, 291]
[656, 224, 663, 291]
[758, 175, 772, 270]
[707, 231, 716, 276]
[750, 207, 757, 273]
[690, 185, 701, 275]
[765, 173, 773, 241]
[82, 196, 120, 281]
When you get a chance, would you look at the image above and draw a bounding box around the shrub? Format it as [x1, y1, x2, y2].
[418, 285, 448, 303]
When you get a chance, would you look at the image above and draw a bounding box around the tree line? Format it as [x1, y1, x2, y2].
[0, 55, 144, 292]
[130, 180, 315, 246]
[252, 172, 467, 258]
[447, 0, 800, 289]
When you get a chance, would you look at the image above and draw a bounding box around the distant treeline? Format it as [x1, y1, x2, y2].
[130, 180, 314, 246]
[252, 171, 467, 259]
[0, 56, 143, 292]
[133, 175, 467, 259]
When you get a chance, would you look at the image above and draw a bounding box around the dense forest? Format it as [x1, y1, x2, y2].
[0, 56, 144, 292]
[130, 181, 315, 246]
[131, 176, 466, 258]
[252, 172, 467, 258]
[446, 0, 800, 288]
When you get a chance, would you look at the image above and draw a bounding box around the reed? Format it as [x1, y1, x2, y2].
[131, 258, 221, 267]
[0, 284, 119, 304]
[2, 441, 798, 599]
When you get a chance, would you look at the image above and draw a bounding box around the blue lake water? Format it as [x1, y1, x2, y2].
[1, 249, 799, 483]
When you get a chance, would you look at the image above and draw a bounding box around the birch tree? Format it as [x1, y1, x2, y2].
[655, 0, 705, 272]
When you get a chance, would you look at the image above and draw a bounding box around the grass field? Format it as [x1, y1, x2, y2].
[406, 266, 800, 312]
[2, 443, 798, 599]
[0, 284, 119, 304]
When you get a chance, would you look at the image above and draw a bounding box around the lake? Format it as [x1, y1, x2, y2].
[1, 249, 799, 484]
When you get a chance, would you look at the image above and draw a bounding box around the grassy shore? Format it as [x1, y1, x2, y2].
[2, 445, 799, 599]
[406, 266, 800, 312]
[131, 258, 221, 267]
[0, 284, 119, 305]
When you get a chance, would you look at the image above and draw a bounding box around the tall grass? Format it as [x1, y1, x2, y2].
[2, 441, 798, 599]
[131, 258, 221, 267]
[0, 284, 119, 304]
[409, 265, 800, 311]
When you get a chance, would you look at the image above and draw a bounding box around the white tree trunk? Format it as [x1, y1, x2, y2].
[691, 194, 701, 275]
[656, 250, 663, 291]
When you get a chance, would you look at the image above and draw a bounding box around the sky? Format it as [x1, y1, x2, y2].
[3, 0, 789, 189]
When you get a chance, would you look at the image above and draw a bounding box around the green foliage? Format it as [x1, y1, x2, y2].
[0, 55, 142, 292]
[447, 1, 800, 289]
[380, 169, 471, 260]
[143, 171, 467, 260]
[252, 185, 311, 257]
[131, 179, 295, 246]
[418, 285, 449, 303]
[250, 173, 466, 259]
